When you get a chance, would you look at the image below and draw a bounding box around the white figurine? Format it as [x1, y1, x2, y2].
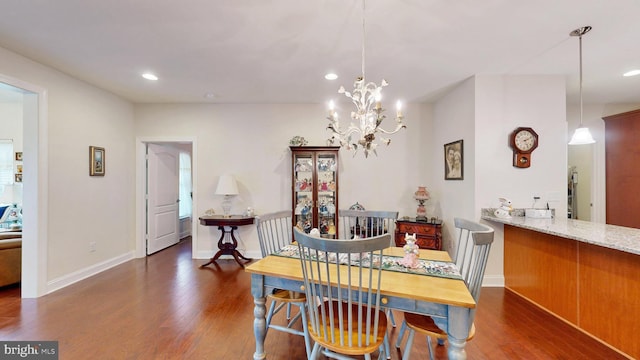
[398, 233, 420, 268]
[494, 197, 513, 218]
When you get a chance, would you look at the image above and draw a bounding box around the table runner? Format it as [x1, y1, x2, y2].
[273, 245, 462, 280]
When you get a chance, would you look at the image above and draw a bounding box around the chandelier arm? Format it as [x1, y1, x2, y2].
[375, 123, 407, 135]
[328, 123, 363, 138]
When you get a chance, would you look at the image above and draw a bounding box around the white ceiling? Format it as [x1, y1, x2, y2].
[0, 0, 638, 105]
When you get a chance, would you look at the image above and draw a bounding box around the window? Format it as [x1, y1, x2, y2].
[0, 140, 14, 186]
[178, 152, 192, 218]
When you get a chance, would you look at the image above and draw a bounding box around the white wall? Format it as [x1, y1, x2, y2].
[431, 75, 568, 286]
[431, 77, 476, 253]
[0, 45, 136, 292]
[134, 103, 427, 258]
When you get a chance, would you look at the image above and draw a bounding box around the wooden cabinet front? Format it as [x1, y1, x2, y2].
[290, 146, 340, 238]
[395, 219, 442, 250]
[603, 108, 640, 228]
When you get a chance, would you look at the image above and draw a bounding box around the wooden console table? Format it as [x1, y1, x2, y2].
[395, 218, 442, 250]
[199, 215, 255, 268]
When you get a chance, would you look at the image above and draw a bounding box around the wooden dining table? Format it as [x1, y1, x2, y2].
[245, 246, 476, 360]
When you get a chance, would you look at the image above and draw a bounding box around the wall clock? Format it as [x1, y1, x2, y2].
[509, 127, 538, 168]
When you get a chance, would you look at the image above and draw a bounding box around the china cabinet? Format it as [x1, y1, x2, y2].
[290, 146, 340, 238]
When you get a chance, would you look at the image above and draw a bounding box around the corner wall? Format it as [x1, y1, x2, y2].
[433, 75, 568, 286]
[1, 45, 136, 295]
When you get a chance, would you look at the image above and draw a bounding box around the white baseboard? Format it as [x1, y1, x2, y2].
[46, 251, 135, 294]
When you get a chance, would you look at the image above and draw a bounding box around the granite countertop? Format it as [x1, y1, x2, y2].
[481, 208, 640, 256]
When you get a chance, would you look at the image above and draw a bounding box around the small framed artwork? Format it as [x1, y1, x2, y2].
[444, 139, 464, 180]
[16, 165, 22, 173]
[15, 173, 22, 183]
[15, 152, 22, 161]
[89, 146, 105, 176]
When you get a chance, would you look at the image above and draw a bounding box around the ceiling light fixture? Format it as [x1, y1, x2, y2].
[325, 73, 338, 80]
[142, 73, 158, 81]
[326, 0, 406, 157]
[623, 69, 640, 77]
[568, 26, 595, 145]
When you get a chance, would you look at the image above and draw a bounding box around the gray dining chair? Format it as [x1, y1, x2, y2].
[256, 210, 312, 358]
[338, 208, 399, 335]
[337, 209, 398, 246]
[294, 227, 391, 360]
[395, 217, 494, 360]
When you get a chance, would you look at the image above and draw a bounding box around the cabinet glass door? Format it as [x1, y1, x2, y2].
[316, 153, 337, 238]
[291, 146, 339, 238]
[293, 154, 314, 234]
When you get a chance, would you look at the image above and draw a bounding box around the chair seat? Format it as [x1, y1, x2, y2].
[309, 301, 388, 356]
[404, 312, 475, 341]
[267, 289, 306, 303]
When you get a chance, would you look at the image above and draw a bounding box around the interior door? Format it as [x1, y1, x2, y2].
[146, 143, 180, 255]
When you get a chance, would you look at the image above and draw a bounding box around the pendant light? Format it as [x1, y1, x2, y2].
[568, 26, 595, 145]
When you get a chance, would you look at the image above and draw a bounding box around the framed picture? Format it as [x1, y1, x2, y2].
[15, 173, 22, 183]
[16, 165, 22, 173]
[15, 152, 22, 161]
[89, 146, 105, 176]
[444, 139, 464, 180]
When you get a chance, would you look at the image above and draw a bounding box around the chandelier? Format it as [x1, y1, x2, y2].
[326, 0, 406, 158]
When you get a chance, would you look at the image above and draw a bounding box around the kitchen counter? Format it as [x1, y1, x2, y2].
[482, 208, 639, 359]
[481, 208, 640, 256]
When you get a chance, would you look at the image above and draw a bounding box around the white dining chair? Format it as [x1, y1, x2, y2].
[256, 210, 312, 358]
[395, 217, 494, 360]
[294, 227, 391, 360]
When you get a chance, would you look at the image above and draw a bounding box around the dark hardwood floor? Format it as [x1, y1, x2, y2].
[0, 238, 628, 359]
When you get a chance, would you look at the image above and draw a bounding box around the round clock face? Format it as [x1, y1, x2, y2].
[514, 130, 536, 151]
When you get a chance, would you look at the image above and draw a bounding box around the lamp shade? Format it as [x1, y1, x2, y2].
[568, 127, 595, 145]
[215, 174, 239, 195]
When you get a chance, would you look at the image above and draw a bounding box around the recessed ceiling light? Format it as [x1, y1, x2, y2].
[623, 69, 640, 77]
[204, 93, 216, 99]
[142, 73, 158, 81]
[325, 73, 338, 80]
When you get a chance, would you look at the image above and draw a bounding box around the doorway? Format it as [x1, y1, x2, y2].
[136, 138, 197, 259]
[0, 76, 48, 298]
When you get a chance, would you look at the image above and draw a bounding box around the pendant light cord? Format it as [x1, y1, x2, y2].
[579, 32, 584, 127]
[361, 0, 366, 82]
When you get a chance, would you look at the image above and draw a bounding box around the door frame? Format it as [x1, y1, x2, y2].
[0, 74, 49, 298]
[136, 137, 197, 259]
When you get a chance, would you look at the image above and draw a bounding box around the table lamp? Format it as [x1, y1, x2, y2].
[215, 174, 239, 217]
[414, 185, 430, 221]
